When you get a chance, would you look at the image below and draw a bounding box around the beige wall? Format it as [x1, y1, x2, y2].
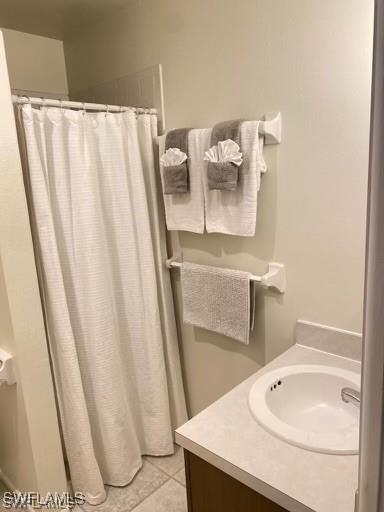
[2, 28, 68, 96]
[64, 0, 374, 414]
[0, 30, 67, 493]
[0, 257, 38, 492]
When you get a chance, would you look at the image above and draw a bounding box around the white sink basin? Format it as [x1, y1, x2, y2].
[248, 364, 360, 454]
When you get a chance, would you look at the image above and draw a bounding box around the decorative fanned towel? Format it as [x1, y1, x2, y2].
[204, 121, 267, 236]
[205, 120, 243, 191]
[181, 262, 252, 344]
[161, 128, 191, 194]
[158, 129, 211, 233]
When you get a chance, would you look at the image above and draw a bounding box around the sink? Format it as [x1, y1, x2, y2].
[248, 364, 360, 454]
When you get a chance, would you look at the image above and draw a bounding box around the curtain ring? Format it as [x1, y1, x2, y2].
[17, 95, 27, 111]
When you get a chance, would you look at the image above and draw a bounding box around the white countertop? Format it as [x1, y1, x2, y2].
[176, 344, 360, 512]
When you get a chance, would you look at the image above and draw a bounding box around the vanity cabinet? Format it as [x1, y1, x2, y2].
[184, 451, 288, 512]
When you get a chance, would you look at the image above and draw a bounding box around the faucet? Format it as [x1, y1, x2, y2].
[341, 388, 361, 407]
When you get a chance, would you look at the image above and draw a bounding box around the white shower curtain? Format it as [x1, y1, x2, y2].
[19, 104, 187, 505]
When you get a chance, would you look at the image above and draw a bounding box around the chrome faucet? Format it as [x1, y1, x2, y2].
[341, 388, 361, 407]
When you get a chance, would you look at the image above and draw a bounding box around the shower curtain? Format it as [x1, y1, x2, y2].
[18, 104, 187, 505]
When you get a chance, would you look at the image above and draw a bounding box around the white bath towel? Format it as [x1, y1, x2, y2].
[204, 121, 267, 236]
[181, 262, 252, 344]
[159, 129, 212, 233]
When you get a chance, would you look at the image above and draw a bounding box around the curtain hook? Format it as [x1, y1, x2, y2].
[59, 99, 64, 112]
[82, 102, 86, 115]
[17, 95, 26, 111]
[105, 104, 109, 118]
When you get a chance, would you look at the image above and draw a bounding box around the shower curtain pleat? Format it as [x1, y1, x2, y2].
[19, 104, 187, 505]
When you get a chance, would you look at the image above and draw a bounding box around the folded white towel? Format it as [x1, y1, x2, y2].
[160, 147, 188, 167]
[204, 121, 266, 236]
[181, 262, 252, 344]
[204, 139, 243, 166]
[159, 129, 211, 233]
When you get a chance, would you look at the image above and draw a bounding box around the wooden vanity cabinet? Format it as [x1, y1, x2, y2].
[184, 450, 289, 512]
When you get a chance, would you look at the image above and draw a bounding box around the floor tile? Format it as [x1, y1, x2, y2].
[133, 479, 187, 512]
[81, 461, 168, 512]
[173, 469, 186, 487]
[146, 445, 184, 477]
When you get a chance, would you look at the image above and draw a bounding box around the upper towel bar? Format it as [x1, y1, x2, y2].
[166, 257, 286, 293]
[157, 112, 282, 145]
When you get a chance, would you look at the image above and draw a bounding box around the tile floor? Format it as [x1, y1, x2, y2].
[80, 445, 187, 512]
[0, 445, 187, 512]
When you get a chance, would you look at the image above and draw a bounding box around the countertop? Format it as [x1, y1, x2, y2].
[175, 344, 360, 512]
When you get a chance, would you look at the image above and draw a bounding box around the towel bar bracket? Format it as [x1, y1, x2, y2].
[259, 262, 286, 293]
[259, 112, 282, 145]
[166, 257, 286, 293]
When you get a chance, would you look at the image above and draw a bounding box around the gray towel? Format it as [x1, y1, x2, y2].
[207, 119, 243, 191]
[207, 161, 239, 191]
[181, 262, 252, 344]
[210, 119, 242, 147]
[163, 128, 191, 194]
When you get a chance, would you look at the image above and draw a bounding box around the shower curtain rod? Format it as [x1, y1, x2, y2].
[12, 95, 157, 115]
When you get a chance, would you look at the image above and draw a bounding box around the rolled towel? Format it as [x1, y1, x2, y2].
[206, 120, 243, 191]
[162, 128, 191, 194]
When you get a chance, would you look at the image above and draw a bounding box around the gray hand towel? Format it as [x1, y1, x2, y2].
[207, 161, 239, 191]
[181, 262, 252, 344]
[163, 128, 191, 194]
[210, 120, 242, 147]
[208, 120, 243, 191]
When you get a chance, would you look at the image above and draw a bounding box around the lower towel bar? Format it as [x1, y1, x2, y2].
[166, 257, 286, 293]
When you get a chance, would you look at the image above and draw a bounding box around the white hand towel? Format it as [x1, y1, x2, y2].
[159, 128, 211, 233]
[204, 121, 267, 236]
[204, 139, 243, 166]
[160, 147, 188, 166]
[181, 262, 252, 344]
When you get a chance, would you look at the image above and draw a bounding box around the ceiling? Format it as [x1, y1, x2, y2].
[0, 0, 131, 40]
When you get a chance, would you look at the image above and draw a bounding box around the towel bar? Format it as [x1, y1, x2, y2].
[157, 112, 282, 146]
[166, 257, 286, 293]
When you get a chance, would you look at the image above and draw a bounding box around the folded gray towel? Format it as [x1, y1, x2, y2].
[208, 119, 243, 191]
[210, 119, 242, 147]
[207, 161, 239, 191]
[163, 164, 189, 194]
[163, 128, 191, 194]
[181, 262, 252, 344]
